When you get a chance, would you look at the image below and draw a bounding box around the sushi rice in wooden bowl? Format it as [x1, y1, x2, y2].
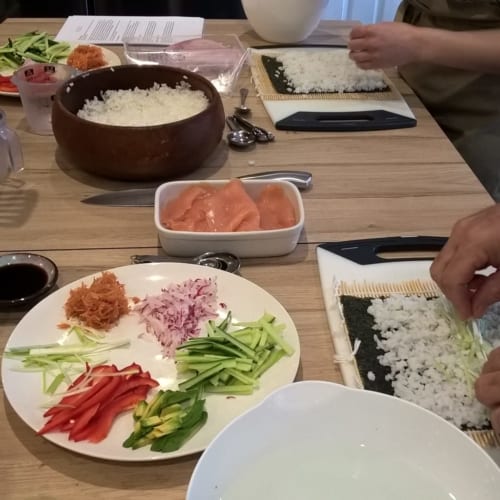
[51, 64, 225, 181]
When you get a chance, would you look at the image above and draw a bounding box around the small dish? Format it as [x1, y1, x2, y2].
[187, 380, 500, 499]
[154, 179, 305, 258]
[122, 34, 248, 95]
[0, 253, 58, 309]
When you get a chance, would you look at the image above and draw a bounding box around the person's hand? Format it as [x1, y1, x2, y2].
[430, 204, 500, 320]
[348, 22, 421, 69]
[475, 347, 500, 434]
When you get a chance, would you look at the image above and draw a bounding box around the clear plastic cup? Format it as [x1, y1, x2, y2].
[11, 63, 79, 135]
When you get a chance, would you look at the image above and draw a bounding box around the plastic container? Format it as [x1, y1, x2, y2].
[11, 63, 79, 135]
[0, 109, 23, 181]
[123, 35, 248, 95]
[154, 179, 305, 257]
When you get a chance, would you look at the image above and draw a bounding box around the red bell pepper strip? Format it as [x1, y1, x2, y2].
[38, 363, 159, 444]
[85, 385, 153, 443]
[38, 371, 121, 434]
[43, 364, 119, 418]
[68, 403, 100, 441]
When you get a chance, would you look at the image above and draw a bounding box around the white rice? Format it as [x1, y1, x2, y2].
[270, 48, 387, 94]
[366, 294, 490, 429]
[77, 81, 209, 126]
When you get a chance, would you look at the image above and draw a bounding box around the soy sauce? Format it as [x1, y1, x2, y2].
[0, 263, 49, 300]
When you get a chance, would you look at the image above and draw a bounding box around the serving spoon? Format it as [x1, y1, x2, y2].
[131, 252, 241, 274]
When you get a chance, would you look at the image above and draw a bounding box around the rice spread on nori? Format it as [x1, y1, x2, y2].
[261, 48, 388, 94]
[340, 293, 492, 430]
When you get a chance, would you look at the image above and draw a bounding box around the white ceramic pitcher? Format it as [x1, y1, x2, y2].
[241, 0, 329, 43]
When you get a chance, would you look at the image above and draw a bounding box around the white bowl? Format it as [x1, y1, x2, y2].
[187, 381, 500, 500]
[154, 179, 305, 257]
[241, 0, 329, 43]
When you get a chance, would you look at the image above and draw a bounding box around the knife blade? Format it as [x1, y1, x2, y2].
[80, 170, 312, 206]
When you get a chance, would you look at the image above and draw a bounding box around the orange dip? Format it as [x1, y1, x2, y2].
[161, 179, 297, 232]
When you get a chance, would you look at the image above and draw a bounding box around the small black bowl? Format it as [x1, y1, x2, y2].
[0, 253, 58, 309]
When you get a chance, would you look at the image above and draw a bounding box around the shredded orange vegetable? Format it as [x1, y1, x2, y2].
[64, 272, 129, 330]
[67, 44, 106, 71]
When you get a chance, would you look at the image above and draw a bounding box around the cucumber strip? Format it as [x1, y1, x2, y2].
[175, 353, 231, 363]
[204, 384, 254, 395]
[234, 312, 276, 328]
[257, 327, 268, 349]
[229, 327, 256, 338]
[179, 340, 246, 359]
[223, 368, 258, 387]
[260, 320, 295, 356]
[178, 362, 228, 391]
[249, 329, 261, 350]
[217, 311, 232, 331]
[252, 349, 286, 379]
[177, 361, 218, 373]
[213, 326, 257, 360]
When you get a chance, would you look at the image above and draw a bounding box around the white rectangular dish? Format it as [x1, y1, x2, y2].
[154, 179, 305, 257]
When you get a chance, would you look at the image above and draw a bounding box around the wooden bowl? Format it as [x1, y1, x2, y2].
[52, 64, 225, 181]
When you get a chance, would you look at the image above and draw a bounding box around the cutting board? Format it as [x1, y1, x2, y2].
[316, 236, 500, 452]
[316, 236, 446, 387]
[250, 47, 416, 131]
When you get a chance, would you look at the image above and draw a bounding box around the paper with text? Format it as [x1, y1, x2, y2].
[55, 16, 204, 45]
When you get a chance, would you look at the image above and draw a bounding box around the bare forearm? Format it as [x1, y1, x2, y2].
[349, 22, 500, 73]
[415, 28, 500, 73]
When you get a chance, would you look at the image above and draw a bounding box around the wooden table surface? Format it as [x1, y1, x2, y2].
[0, 18, 495, 500]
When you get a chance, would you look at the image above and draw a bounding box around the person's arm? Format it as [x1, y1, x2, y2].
[475, 347, 500, 434]
[430, 204, 500, 320]
[348, 22, 500, 73]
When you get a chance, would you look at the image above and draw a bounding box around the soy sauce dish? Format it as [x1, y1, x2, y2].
[0, 253, 58, 309]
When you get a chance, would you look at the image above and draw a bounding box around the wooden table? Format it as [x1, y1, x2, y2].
[0, 18, 494, 500]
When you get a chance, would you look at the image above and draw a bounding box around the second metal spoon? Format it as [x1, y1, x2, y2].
[235, 87, 251, 115]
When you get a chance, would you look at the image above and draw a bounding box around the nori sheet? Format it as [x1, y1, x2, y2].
[261, 55, 389, 95]
[340, 295, 393, 395]
[339, 294, 491, 431]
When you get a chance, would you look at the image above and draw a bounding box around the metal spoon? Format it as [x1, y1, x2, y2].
[235, 87, 251, 115]
[131, 252, 241, 274]
[226, 116, 255, 148]
[231, 114, 269, 143]
[232, 114, 275, 142]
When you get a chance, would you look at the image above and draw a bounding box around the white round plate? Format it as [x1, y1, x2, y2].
[1, 263, 300, 461]
[0, 44, 121, 97]
[188, 381, 500, 500]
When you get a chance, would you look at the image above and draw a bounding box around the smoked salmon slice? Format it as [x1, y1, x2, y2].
[161, 179, 296, 232]
[256, 184, 297, 230]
